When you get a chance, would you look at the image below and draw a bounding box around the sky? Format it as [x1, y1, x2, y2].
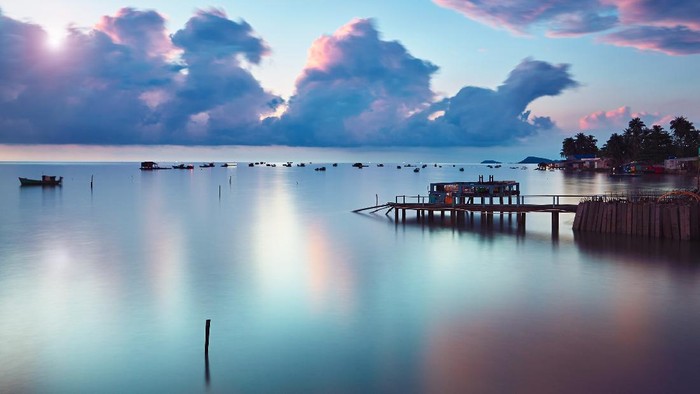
[1, 0, 700, 161]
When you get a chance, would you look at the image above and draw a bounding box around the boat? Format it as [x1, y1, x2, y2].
[140, 161, 168, 170]
[19, 175, 63, 186]
[172, 164, 194, 169]
[221, 162, 237, 167]
[200, 162, 215, 168]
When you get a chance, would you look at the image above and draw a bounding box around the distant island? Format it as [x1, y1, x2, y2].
[518, 156, 555, 164]
[480, 160, 502, 164]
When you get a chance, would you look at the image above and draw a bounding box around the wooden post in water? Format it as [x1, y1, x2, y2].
[90, 175, 93, 190]
[552, 211, 559, 235]
[218, 185, 221, 199]
[205, 319, 211, 356]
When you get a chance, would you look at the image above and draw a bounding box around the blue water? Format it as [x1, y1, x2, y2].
[1, 162, 699, 393]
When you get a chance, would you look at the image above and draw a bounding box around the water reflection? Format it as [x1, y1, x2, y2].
[574, 232, 700, 266]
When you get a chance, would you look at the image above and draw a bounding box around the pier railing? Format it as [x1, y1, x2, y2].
[395, 193, 615, 208]
[394, 189, 699, 207]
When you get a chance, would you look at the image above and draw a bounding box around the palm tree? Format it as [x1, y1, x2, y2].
[601, 133, 627, 167]
[561, 137, 576, 158]
[640, 125, 674, 163]
[670, 116, 698, 157]
[623, 117, 647, 161]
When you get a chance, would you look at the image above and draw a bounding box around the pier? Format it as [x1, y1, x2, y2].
[354, 177, 700, 240]
[356, 193, 581, 234]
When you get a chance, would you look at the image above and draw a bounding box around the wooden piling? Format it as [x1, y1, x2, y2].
[680, 205, 691, 240]
[205, 319, 211, 356]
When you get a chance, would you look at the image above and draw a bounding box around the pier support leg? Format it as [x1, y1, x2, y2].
[402, 209, 406, 223]
[517, 213, 526, 233]
[394, 207, 399, 222]
[441, 211, 445, 221]
[552, 211, 559, 236]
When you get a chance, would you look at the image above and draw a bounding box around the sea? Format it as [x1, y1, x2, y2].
[1, 162, 699, 393]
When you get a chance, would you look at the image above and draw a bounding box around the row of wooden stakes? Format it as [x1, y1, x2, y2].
[573, 200, 700, 240]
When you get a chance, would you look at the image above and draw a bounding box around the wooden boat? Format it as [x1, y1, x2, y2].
[221, 162, 237, 167]
[200, 162, 215, 168]
[140, 161, 168, 170]
[19, 175, 62, 186]
[172, 164, 194, 169]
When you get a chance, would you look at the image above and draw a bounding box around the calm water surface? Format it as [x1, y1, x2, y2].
[1, 163, 699, 393]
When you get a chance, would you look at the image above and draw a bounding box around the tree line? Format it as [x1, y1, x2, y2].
[561, 116, 699, 166]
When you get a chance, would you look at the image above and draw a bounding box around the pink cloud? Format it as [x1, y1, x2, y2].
[95, 8, 174, 58]
[579, 106, 673, 130]
[435, 0, 700, 55]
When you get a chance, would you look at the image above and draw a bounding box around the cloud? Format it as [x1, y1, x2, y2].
[0, 11, 577, 147]
[433, 0, 618, 36]
[600, 25, 700, 55]
[273, 18, 439, 146]
[403, 58, 578, 146]
[579, 106, 673, 131]
[434, 0, 700, 55]
[272, 21, 577, 147]
[96, 8, 173, 58]
[0, 8, 280, 144]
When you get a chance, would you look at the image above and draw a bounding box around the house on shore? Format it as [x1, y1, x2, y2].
[664, 157, 699, 173]
[560, 155, 611, 172]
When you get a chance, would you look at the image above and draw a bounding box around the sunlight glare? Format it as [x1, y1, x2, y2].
[45, 30, 65, 51]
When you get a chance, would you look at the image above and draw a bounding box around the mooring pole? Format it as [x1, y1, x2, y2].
[90, 175, 93, 190]
[205, 319, 211, 356]
[218, 185, 221, 199]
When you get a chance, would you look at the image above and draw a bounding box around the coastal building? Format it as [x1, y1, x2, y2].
[664, 157, 699, 173]
[428, 177, 520, 205]
[561, 155, 611, 171]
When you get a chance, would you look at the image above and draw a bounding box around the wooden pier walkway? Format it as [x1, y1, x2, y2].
[354, 194, 595, 234]
[355, 192, 700, 240]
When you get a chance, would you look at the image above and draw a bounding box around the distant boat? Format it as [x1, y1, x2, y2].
[19, 175, 62, 186]
[140, 161, 168, 170]
[413, 168, 420, 173]
[221, 162, 237, 167]
[172, 164, 194, 169]
[200, 162, 215, 168]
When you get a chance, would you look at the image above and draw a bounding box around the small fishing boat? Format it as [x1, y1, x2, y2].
[140, 161, 168, 170]
[200, 162, 215, 168]
[19, 175, 63, 186]
[221, 162, 237, 167]
[172, 164, 194, 169]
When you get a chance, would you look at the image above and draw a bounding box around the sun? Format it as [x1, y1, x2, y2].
[45, 29, 65, 50]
